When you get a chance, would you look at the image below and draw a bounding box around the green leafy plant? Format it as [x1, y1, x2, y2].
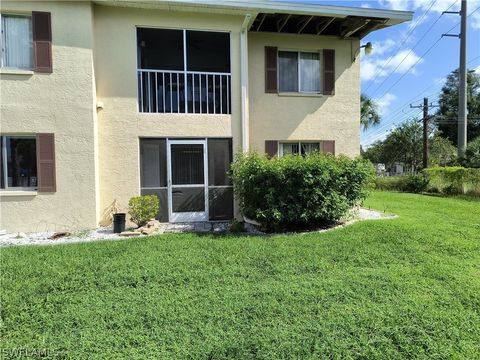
[128, 195, 159, 227]
[402, 173, 429, 193]
[424, 166, 480, 195]
[374, 174, 428, 193]
[228, 219, 245, 233]
[465, 137, 480, 168]
[230, 152, 374, 232]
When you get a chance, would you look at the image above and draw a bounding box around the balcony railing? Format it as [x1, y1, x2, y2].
[138, 69, 231, 114]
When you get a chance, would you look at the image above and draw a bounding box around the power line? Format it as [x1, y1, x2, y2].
[371, 5, 480, 105]
[361, 54, 480, 146]
[363, 0, 438, 93]
[372, 5, 480, 105]
[368, 0, 457, 98]
[362, 109, 424, 146]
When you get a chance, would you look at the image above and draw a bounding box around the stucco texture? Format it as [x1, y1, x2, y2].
[93, 5, 245, 221]
[0, 1, 98, 233]
[1, 2, 362, 232]
[248, 32, 361, 157]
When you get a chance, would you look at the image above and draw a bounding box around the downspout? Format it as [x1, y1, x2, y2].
[240, 14, 251, 152]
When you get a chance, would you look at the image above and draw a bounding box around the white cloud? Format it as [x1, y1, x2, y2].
[376, 93, 397, 115]
[361, 49, 424, 81]
[380, 0, 480, 30]
[360, 3, 372, 8]
[475, 65, 480, 75]
[370, 38, 397, 56]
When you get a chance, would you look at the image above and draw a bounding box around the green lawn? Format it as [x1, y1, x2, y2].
[1, 192, 479, 359]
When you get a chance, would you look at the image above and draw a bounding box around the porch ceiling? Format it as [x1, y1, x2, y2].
[250, 13, 389, 38]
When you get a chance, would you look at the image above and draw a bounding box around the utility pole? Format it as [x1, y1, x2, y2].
[458, 0, 468, 159]
[410, 97, 438, 168]
[443, 0, 468, 159]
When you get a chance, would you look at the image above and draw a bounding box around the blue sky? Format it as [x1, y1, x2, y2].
[288, 0, 480, 147]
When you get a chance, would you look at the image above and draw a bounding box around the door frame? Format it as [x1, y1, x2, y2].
[166, 139, 209, 222]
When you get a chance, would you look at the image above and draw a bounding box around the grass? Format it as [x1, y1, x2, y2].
[1, 191, 479, 359]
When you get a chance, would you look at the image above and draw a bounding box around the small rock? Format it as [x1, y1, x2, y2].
[48, 232, 71, 240]
[119, 231, 142, 237]
[141, 227, 155, 235]
[146, 220, 160, 229]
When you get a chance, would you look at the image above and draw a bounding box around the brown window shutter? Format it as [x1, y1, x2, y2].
[323, 140, 335, 155]
[32, 11, 52, 73]
[265, 46, 278, 93]
[265, 141, 278, 158]
[36, 133, 56, 192]
[323, 49, 335, 95]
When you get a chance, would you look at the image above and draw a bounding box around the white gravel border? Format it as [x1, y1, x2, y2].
[0, 208, 397, 247]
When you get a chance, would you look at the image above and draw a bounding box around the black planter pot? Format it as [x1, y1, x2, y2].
[113, 213, 126, 234]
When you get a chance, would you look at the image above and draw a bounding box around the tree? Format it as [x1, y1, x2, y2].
[435, 69, 480, 145]
[429, 134, 456, 167]
[361, 94, 381, 130]
[362, 120, 423, 172]
[465, 136, 480, 168]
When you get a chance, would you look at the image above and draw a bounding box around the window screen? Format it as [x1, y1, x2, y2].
[137, 28, 183, 70]
[278, 51, 298, 92]
[299, 52, 320, 92]
[187, 31, 230, 73]
[140, 139, 167, 188]
[208, 138, 232, 186]
[2, 136, 37, 188]
[278, 51, 320, 93]
[1, 15, 33, 69]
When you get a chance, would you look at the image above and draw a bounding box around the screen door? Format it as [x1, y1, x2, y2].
[167, 139, 208, 222]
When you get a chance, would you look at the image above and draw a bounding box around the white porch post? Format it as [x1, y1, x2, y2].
[240, 14, 251, 152]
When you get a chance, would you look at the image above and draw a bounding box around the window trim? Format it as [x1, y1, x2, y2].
[0, 13, 34, 71]
[1, 135, 37, 191]
[279, 141, 323, 157]
[277, 49, 321, 94]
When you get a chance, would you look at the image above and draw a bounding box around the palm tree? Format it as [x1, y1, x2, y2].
[361, 94, 381, 130]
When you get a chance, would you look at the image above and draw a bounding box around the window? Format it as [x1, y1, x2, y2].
[137, 28, 230, 73]
[137, 28, 231, 114]
[1, 14, 33, 69]
[279, 142, 321, 156]
[278, 51, 320, 93]
[1, 136, 37, 189]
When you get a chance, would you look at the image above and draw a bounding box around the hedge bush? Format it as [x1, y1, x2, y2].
[374, 167, 480, 196]
[424, 167, 480, 195]
[230, 153, 374, 232]
[374, 174, 428, 193]
[128, 195, 159, 227]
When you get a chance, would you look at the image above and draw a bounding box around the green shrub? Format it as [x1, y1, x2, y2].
[373, 177, 404, 191]
[424, 166, 480, 195]
[402, 173, 429, 193]
[465, 137, 480, 168]
[230, 153, 374, 232]
[128, 195, 159, 227]
[374, 174, 428, 193]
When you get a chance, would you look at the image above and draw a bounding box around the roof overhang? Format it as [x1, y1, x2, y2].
[95, 0, 413, 38]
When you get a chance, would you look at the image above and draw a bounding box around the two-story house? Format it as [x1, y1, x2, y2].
[0, 0, 412, 232]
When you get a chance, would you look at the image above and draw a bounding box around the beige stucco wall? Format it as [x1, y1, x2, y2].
[93, 5, 245, 221]
[1, 1, 362, 232]
[0, 1, 98, 233]
[248, 32, 360, 157]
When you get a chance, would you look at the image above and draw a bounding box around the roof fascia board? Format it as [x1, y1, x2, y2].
[96, 0, 413, 24]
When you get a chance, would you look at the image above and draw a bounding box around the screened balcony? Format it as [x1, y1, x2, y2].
[137, 28, 231, 114]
